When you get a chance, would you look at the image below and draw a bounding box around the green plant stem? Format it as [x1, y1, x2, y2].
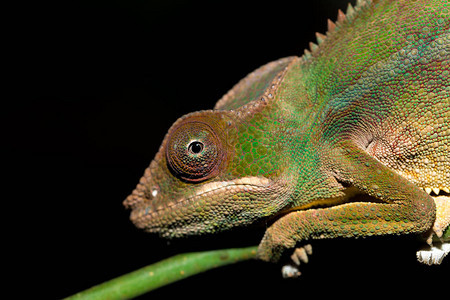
[64, 246, 258, 300]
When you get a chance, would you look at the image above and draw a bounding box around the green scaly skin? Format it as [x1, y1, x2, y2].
[124, 0, 449, 265]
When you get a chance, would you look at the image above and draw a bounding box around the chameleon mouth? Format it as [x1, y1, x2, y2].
[128, 176, 276, 237]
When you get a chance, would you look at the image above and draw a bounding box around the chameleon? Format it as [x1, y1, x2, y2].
[124, 0, 450, 275]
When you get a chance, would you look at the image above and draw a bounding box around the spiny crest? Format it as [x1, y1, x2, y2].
[302, 0, 373, 60]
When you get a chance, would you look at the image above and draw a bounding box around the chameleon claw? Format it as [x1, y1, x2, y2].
[304, 244, 313, 255]
[281, 264, 302, 278]
[290, 244, 313, 265]
[281, 244, 312, 278]
[416, 242, 450, 265]
[282, 244, 313, 278]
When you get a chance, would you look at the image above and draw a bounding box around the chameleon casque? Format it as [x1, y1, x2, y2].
[124, 0, 450, 275]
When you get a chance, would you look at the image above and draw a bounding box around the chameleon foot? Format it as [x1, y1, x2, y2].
[281, 244, 312, 278]
[416, 242, 450, 265]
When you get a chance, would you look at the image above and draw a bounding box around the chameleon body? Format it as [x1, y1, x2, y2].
[125, 0, 450, 268]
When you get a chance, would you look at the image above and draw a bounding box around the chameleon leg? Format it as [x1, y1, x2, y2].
[258, 142, 436, 262]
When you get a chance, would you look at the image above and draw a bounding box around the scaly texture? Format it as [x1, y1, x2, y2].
[124, 0, 449, 267]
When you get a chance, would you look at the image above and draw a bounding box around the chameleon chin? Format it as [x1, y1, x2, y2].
[124, 0, 449, 276]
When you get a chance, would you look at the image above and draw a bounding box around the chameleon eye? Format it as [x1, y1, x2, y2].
[165, 118, 224, 182]
[188, 141, 204, 155]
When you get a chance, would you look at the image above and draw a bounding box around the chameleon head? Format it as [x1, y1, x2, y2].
[124, 109, 290, 238]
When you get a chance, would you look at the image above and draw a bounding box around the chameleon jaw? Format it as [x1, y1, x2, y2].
[128, 176, 280, 238]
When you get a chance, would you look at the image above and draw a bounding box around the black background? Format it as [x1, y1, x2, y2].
[7, 0, 448, 298]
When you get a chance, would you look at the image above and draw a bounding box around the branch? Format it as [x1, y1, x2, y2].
[64, 246, 258, 300]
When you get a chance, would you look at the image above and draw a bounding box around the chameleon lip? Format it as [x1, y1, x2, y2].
[161, 176, 271, 213]
[131, 176, 273, 224]
[191, 176, 271, 199]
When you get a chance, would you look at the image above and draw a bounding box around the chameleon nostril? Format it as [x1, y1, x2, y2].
[151, 187, 159, 198]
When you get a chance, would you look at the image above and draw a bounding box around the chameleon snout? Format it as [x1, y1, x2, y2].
[123, 166, 169, 232]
